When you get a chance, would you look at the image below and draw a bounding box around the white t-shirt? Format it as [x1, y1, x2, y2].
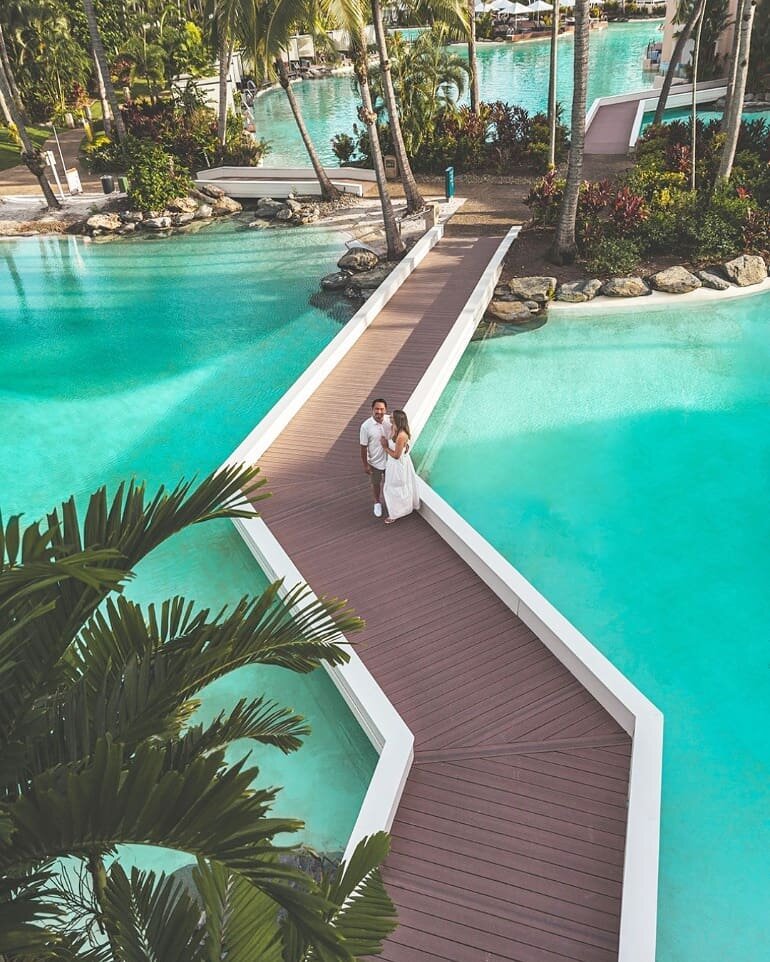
[360, 415, 391, 470]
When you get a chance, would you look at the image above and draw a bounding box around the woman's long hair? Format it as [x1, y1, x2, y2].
[392, 409, 411, 439]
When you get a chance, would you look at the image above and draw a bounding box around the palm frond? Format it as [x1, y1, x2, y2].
[0, 738, 347, 958]
[103, 864, 205, 962]
[193, 858, 283, 962]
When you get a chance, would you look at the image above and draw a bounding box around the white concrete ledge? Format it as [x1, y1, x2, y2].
[223, 209, 467, 860]
[233, 515, 413, 860]
[407, 225, 520, 437]
[405, 228, 663, 962]
[414, 484, 663, 962]
[225, 198, 464, 468]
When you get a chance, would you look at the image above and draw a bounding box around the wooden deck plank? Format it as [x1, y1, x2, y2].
[250, 232, 631, 960]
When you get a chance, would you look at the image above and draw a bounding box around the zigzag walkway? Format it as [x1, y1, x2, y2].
[253, 233, 631, 962]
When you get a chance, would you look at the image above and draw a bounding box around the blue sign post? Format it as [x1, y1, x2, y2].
[445, 165, 455, 200]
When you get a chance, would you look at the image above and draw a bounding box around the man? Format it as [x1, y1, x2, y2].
[359, 398, 391, 518]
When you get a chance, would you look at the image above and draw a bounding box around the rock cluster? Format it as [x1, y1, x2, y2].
[319, 247, 396, 303]
[248, 196, 321, 228]
[485, 277, 555, 325]
[83, 185, 242, 237]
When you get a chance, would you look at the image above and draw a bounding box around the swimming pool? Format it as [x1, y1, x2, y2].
[255, 21, 660, 165]
[416, 293, 770, 962]
[641, 104, 770, 132]
[0, 222, 378, 858]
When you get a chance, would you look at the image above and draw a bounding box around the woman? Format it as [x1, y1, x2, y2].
[380, 409, 420, 524]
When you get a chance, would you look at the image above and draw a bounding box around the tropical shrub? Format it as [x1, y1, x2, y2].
[525, 170, 565, 226]
[124, 137, 192, 211]
[584, 237, 641, 275]
[331, 132, 356, 165]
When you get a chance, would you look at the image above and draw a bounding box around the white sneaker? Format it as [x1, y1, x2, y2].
[373, 503, 383, 518]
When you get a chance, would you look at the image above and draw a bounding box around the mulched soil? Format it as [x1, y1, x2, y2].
[500, 225, 693, 286]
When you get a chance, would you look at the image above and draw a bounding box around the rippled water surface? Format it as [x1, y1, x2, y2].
[255, 21, 661, 164]
[0, 223, 377, 856]
[417, 294, 770, 962]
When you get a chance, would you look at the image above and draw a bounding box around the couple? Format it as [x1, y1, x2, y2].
[359, 398, 420, 524]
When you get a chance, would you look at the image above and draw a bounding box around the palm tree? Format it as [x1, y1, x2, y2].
[0, 22, 24, 119]
[0, 466, 397, 958]
[0, 58, 60, 209]
[275, 55, 342, 199]
[351, 19, 406, 260]
[653, 0, 708, 125]
[263, 0, 342, 199]
[547, 0, 560, 168]
[467, 0, 480, 114]
[550, 0, 589, 264]
[370, 0, 426, 212]
[82, 0, 127, 142]
[717, 0, 758, 180]
[207, 0, 244, 151]
[689, 0, 706, 190]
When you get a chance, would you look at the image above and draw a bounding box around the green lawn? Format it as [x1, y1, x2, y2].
[0, 123, 50, 172]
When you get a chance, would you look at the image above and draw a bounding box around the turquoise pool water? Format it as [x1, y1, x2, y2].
[0, 223, 377, 857]
[416, 295, 770, 962]
[255, 21, 660, 165]
[641, 104, 770, 132]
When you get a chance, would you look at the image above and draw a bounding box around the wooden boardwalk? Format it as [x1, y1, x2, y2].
[254, 233, 632, 961]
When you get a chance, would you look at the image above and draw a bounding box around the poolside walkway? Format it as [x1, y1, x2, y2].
[253, 231, 632, 961]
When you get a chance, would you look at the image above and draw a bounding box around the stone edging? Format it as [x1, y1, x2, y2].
[550, 274, 770, 312]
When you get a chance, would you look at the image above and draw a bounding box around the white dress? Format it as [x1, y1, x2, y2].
[383, 437, 420, 520]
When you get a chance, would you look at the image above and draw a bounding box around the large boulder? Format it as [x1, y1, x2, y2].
[275, 207, 294, 221]
[255, 198, 286, 219]
[212, 195, 242, 215]
[556, 278, 602, 303]
[167, 196, 198, 214]
[142, 215, 173, 231]
[120, 210, 144, 224]
[292, 204, 320, 225]
[196, 183, 225, 200]
[86, 212, 121, 234]
[321, 271, 353, 291]
[723, 254, 767, 287]
[697, 269, 731, 291]
[508, 275, 558, 304]
[649, 266, 702, 294]
[117, 223, 136, 235]
[345, 264, 394, 293]
[171, 211, 195, 226]
[194, 203, 213, 220]
[338, 247, 379, 273]
[601, 276, 650, 298]
[486, 299, 533, 323]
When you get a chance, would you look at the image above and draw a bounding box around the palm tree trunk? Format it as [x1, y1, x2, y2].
[690, 2, 705, 191]
[0, 74, 12, 125]
[547, 0, 560, 168]
[82, 0, 126, 142]
[721, 2, 743, 129]
[217, 36, 230, 149]
[276, 58, 341, 201]
[0, 60, 60, 210]
[92, 50, 113, 137]
[653, 0, 708, 125]
[0, 24, 24, 119]
[353, 26, 406, 261]
[717, 0, 757, 180]
[550, 0, 589, 265]
[468, 0, 481, 115]
[371, 0, 426, 213]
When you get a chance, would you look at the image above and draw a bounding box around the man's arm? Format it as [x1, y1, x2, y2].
[360, 444, 371, 473]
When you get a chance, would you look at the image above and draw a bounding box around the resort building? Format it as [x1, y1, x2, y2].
[659, 0, 738, 75]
